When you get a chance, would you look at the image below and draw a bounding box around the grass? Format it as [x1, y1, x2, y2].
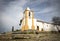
[0, 31, 60, 41]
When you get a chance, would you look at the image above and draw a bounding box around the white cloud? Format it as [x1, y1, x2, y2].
[1, 0, 27, 32]
[37, 7, 57, 14]
[29, 0, 48, 4]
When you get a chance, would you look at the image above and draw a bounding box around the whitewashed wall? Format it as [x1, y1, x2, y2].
[21, 18, 59, 31]
[36, 21, 58, 31]
[43, 23, 57, 31]
[36, 22, 43, 31]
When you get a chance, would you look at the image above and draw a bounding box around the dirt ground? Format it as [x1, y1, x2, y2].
[0, 32, 60, 41]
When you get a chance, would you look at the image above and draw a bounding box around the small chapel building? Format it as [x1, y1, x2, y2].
[20, 7, 59, 31]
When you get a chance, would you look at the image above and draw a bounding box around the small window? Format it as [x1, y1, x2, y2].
[29, 12, 30, 16]
[47, 25, 48, 27]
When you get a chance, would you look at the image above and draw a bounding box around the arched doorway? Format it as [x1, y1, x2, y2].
[37, 26, 39, 31]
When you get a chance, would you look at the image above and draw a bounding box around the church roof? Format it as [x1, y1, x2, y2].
[36, 19, 52, 24]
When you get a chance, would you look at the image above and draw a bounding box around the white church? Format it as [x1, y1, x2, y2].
[20, 7, 59, 31]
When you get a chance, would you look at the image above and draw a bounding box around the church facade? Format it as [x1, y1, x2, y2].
[20, 7, 59, 31]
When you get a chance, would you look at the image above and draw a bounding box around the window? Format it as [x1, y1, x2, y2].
[47, 25, 48, 27]
[29, 12, 30, 16]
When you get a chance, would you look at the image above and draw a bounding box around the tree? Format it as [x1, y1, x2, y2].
[52, 17, 60, 25]
[52, 16, 60, 32]
[19, 18, 23, 26]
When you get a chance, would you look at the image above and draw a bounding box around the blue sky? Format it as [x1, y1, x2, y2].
[0, 0, 60, 33]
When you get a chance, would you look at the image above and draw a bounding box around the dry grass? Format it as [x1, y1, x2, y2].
[0, 32, 60, 41]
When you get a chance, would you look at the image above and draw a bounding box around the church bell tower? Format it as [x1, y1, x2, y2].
[21, 7, 35, 31]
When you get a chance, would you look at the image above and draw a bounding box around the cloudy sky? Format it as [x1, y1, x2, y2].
[0, 0, 60, 33]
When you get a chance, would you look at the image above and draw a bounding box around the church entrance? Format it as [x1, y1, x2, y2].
[37, 26, 39, 31]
